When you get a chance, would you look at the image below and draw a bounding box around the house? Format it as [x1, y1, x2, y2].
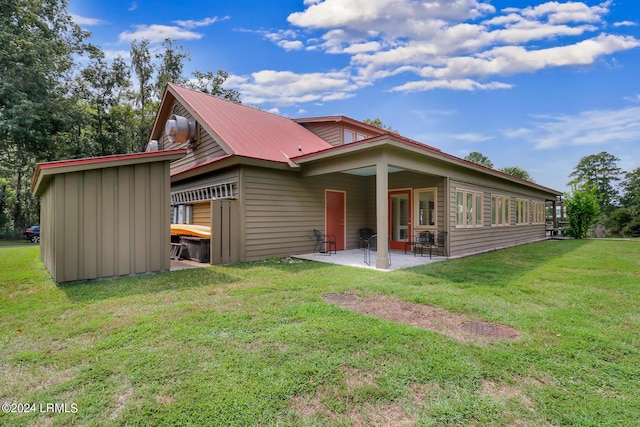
[150, 83, 562, 269]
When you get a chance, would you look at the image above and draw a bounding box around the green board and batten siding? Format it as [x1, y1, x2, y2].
[34, 152, 182, 284]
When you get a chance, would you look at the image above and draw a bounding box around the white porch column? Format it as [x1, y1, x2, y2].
[375, 161, 389, 269]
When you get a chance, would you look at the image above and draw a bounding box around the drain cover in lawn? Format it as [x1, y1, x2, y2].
[461, 321, 520, 340]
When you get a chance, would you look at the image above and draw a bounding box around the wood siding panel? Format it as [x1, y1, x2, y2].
[211, 199, 240, 264]
[191, 202, 211, 226]
[242, 167, 368, 261]
[39, 161, 172, 284]
[100, 169, 116, 277]
[300, 122, 342, 146]
[448, 179, 548, 257]
[163, 100, 228, 174]
[117, 167, 132, 276]
[81, 170, 98, 279]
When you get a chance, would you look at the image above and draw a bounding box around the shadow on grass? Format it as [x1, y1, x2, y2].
[60, 267, 237, 303]
[226, 256, 337, 273]
[405, 239, 589, 286]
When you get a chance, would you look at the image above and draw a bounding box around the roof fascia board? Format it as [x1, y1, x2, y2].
[170, 154, 293, 182]
[295, 115, 389, 135]
[149, 86, 175, 142]
[32, 149, 187, 195]
[297, 137, 562, 195]
[166, 84, 234, 155]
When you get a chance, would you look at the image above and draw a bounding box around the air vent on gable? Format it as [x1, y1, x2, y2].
[165, 114, 197, 144]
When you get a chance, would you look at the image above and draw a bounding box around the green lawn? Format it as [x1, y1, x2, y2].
[1, 240, 639, 426]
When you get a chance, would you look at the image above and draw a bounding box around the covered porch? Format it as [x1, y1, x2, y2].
[296, 139, 453, 270]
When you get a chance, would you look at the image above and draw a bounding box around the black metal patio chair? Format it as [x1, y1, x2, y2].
[414, 231, 435, 258]
[313, 229, 336, 255]
[435, 231, 448, 257]
[364, 234, 391, 267]
[358, 227, 375, 249]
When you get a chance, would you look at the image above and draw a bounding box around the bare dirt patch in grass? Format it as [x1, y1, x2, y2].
[109, 386, 133, 421]
[323, 293, 520, 342]
[481, 379, 535, 412]
[290, 390, 415, 427]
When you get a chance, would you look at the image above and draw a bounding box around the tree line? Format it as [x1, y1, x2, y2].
[0, 0, 239, 237]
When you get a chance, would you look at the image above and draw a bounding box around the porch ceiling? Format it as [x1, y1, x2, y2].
[342, 165, 404, 176]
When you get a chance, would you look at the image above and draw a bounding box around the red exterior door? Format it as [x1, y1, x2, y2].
[326, 190, 345, 251]
[388, 189, 412, 250]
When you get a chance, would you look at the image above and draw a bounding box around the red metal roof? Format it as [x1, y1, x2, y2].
[169, 84, 333, 163]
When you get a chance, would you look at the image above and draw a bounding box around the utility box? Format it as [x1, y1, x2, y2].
[31, 150, 185, 284]
[180, 236, 211, 263]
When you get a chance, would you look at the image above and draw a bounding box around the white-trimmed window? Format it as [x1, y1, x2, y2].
[173, 204, 192, 224]
[456, 189, 483, 227]
[491, 195, 511, 226]
[533, 201, 546, 224]
[345, 130, 369, 143]
[344, 130, 355, 143]
[415, 188, 437, 228]
[516, 199, 530, 225]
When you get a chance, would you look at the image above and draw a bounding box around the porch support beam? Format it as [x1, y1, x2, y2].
[375, 161, 390, 269]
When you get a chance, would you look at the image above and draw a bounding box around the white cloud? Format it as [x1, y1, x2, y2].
[71, 14, 106, 26]
[119, 25, 203, 43]
[280, 0, 639, 99]
[446, 132, 494, 142]
[103, 49, 131, 60]
[173, 16, 229, 29]
[391, 78, 511, 92]
[227, 69, 358, 106]
[278, 40, 304, 51]
[623, 94, 640, 103]
[288, 0, 495, 32]
[128, 3, 138, 12]
[517, 1, 610, 24]
[502, 128, 533, 138]
[613, 21, 637, 27]
[259, 29, 305, 51]
[515, 106, 640, 149]
[343, 41, 382, 54]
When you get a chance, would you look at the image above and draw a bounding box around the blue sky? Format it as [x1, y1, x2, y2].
[69, 0, 640, 192]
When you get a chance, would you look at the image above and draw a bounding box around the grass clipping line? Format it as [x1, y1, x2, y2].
[323, 293, 519, 342]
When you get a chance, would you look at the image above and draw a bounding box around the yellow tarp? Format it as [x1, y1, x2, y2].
[170, 224, 211, 238]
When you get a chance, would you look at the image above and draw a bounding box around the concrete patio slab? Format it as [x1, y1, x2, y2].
[293, 249, 446, 271]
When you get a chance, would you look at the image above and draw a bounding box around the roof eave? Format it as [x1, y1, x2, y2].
[32, 149, 187, 196]
[170, 154, 296, 182]
[294, 136, 562, 195]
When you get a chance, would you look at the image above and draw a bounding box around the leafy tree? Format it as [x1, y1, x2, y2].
[564, 186, 600, 239]
[188, 70, 242, 103]
[75, 51, 131, 155]
[130, 39, 155, 109]
[499, 166, 534, 181]
[155, 38, 190, 99]
[608, 208, 634, 236]
[0, 0, 88, 232]
[464, 151, 493, 168]
[620, 167, 640, 210]
[622, 216, 640, 237]
[363, 118, 398, 133]
[568, 152, 622, 213]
